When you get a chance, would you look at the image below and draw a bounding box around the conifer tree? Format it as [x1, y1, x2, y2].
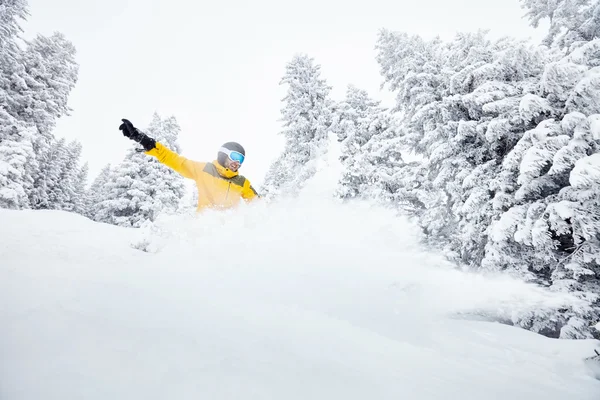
[0, 0, 37, 209]
[0, 3, 79, 210]
[86, 163, 112, 220]
[334, 85, 401, 201]
[21, 32, 79, 208]
[261, 54, 335, 197]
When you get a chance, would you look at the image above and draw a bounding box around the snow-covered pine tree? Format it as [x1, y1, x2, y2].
[520, 0, 600, 49]
[260, 54, 335, 198]
[376, 30, 472, 255]
[481, 1, 600, 338]
[86, 163, 112, 220]
[94, 113, 186, 228]
[0, 0, 29, 115]
[0, 0, 37, 209]
[334, 85, 373, 199]
[332, 85, 406, 203]
[0, 3, 79, 211]
[72, 161, 88, 215]
[0, 111, 36, 208]
[42, 136, 68, 208]
[20, 32, 79, 209]
[46, 139, 86, 212]
[482, 97, 600, 339]
[375, 29, 547, 264]
[376, 24, 600, 337]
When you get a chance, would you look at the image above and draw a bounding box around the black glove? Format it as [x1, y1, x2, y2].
[119, 118, 156, 151]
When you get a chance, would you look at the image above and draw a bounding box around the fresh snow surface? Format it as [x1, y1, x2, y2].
[2, 166, 600, 399]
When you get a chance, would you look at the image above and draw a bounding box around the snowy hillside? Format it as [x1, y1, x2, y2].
[2, 174, 600, 399]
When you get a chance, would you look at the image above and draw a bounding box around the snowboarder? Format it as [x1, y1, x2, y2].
[119, 118, 259, 211]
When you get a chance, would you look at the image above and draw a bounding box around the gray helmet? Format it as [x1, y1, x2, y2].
[217, 141, 246, 166]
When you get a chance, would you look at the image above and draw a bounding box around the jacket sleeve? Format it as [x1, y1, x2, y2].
[145, 142, 198, 180]
[241, 179, 259, 201]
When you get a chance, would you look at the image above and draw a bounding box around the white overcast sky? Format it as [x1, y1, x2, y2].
[22, 0, 547, 187]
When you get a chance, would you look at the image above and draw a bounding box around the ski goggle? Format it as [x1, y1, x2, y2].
[219, 147, 245, 164]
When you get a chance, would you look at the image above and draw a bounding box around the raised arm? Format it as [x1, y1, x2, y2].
[145, 142, 197, 180]
[119, 118, 198, 180]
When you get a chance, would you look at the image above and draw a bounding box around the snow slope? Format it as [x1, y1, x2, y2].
[2, 169, 600, 399]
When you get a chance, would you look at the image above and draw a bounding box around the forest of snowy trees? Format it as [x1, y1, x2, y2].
[0, 0, 187, 227]
[260, 0, 600, 339]
[0, 0, 81, 211]
[1, 0, 599, 338]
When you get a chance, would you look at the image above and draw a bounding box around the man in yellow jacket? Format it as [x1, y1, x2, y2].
[119, 118, 258, 211]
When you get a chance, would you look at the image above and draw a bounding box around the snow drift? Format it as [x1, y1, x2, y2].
[1, 165, 600, 399]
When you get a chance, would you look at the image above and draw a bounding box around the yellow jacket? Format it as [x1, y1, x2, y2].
[146, 142, 258, 211]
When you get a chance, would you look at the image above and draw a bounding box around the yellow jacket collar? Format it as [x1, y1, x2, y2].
[212, 160, 238, 178]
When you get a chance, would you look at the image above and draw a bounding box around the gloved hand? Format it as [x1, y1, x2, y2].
[119, 118, 156, 151]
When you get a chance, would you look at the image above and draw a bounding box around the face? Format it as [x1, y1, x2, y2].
[224, 157, 241, 172]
